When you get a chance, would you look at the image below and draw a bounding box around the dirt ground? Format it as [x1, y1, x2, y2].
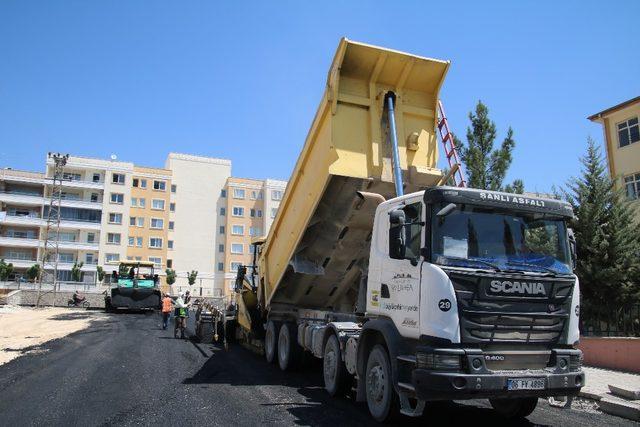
[0, 305, 101, 365]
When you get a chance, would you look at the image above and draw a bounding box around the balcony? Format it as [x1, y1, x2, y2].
[0, 213, 45, 227]
[0, 235, 40, 249]
[53, 177, 104, 191]
[46, 195, 103, 211]
[0, 190, 45, 206]
[0, 257, 39, 269]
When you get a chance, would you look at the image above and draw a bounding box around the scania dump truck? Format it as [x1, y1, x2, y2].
[232, 39, 584, 422]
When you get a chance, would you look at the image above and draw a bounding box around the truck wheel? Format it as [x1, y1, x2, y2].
[489, 397, 538, 418]
[365, 344, 398, 422]
[323, 334, 349, 396]
[277, 322, 299, 371]
[265, 320, 279, 364]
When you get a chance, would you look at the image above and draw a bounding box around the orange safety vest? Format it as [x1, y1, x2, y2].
[161, 297, 173, 313]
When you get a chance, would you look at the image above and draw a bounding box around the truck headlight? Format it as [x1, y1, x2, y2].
[416, 352, 462, 370]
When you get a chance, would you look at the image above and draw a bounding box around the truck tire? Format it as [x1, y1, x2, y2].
[365, 344, 398, 423]
[489, 397, 538, 418]
[277, 322, 300, 371]
[323, 334, 349, 396]
[265, 320, 279, 364]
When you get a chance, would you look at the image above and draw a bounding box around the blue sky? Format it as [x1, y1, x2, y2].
[0, 1, 638, 192]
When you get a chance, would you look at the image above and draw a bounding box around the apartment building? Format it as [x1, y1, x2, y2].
[220, 177, 287, 297]
[1, 152, 286, 298]
[165, 153, 231, 295]
[125, 166, 172, 277]
[589, 96, 640, 220]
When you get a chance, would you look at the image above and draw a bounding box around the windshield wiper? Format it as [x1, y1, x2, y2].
[440, 256, 503, 272]
[505, 260, 559, 276]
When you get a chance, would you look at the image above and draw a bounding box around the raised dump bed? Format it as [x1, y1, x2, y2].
[259, 39, 448, 314]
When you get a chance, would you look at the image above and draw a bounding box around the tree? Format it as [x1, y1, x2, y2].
[188, 270, 198, 286]
[71, 261, 84, 282]
[96, 266, 105, 284]
[562, 138, 640, 324]
[504, 179, 525, 194]
[26, 264, 41, 282]
[454, 100, 523, 192]
[165, 268, 176, 286]
[0, 259, 14, 281]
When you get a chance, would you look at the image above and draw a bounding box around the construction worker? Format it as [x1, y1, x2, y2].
[174, 292, 190, 339]
[161, 293, 173, 330]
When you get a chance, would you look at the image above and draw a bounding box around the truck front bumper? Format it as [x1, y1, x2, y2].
[411, 347, 584, 401]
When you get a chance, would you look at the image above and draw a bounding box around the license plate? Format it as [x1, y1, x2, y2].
[507, 378, 545, 390]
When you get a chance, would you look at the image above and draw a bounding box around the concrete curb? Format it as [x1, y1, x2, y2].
[597, 396, 640, 421]
[578, 390, 602, 401]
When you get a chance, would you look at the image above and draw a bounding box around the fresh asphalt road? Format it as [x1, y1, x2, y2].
[0, 312, 633, 427]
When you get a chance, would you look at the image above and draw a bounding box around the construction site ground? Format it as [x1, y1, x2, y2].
[0, 309, 636, 426]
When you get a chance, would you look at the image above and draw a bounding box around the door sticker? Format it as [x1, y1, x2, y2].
[438, 299, 452, 312]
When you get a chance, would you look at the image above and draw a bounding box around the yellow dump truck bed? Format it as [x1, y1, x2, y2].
[259, 39, 448, 314]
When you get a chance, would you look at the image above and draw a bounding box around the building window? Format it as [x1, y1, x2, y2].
[131, 197, 137, 207]
[221, 189, 227, 198]
[149, 257, 162, 268]
[86, 253, 95, 264]
[105, 253, 120, 263]
[250, 209, 255, 217]
[128, 236, 135, 246]
[167, 259, 173, 268]
[168, 240, 174, 249]
[136, 237, 143, 247]
[271, 208, 278, 218]
[107, 233, 121, 245]
[169, 202, 175, 212]
[90, 193, 99, 203]
[618, 117, 640, 148]
[108, 213, 122, 224]
[220, 207, 226, 216]
[131, 197, 146, 208]
[58, 252, 75, 263]
[249, 227, 262, 237]
[171, 184, 177, 193]
[233, 188, 245, 199]
[272, 190, 283, 201]
[110, 193, 124, 204]
[62, 172, 81, 181]
[257, 191, 263, 200]
[624, 173, 640, 200]
[152, 199, 165, 210]
[153, 180, 166, 191]
[112, 173, 125, 185]
[257, 209, 263, 218]
[251, 190, 262, 200]
[130, 217, 144, 227]
[231, 243, 243, 254]
[168, 221, 174, 230]
[230, 262, 242, 272]
[232, 225, 244, 235]
[219, 226, 225, 234]
[232, 206, 244, 217]
[129, 216, 136, 226]
[218, 244, 224, 253]
[149, 238, 163, 248]
[132, 178, 147, 188]
[217, 262, 224, 272]
[87, 233, 95, 243]
[92, 173, 101, 183]
[151, 218, 164, 229]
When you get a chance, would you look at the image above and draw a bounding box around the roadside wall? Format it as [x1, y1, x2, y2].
[579, 337, 640, 373]
[0, 289, 22, 305]
[16, 290, 106, 308]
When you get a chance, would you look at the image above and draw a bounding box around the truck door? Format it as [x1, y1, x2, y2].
[374, 200, 424, 339]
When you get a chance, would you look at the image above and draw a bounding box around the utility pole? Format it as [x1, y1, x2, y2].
[36, 153, 69, 308]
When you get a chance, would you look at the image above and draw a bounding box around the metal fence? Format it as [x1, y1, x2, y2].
[581, 303, 640, 337]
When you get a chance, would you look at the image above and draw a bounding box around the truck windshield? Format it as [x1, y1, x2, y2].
[431, 204, 572, 275]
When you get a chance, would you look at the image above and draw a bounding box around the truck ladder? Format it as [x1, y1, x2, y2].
[436, 100, 467, 187]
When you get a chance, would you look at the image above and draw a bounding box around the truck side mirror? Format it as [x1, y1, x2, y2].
[567, 228, 577, 270]
[389, 209, 406, 259]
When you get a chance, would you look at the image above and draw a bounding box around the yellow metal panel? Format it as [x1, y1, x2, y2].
[260, 38, 450, 307]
